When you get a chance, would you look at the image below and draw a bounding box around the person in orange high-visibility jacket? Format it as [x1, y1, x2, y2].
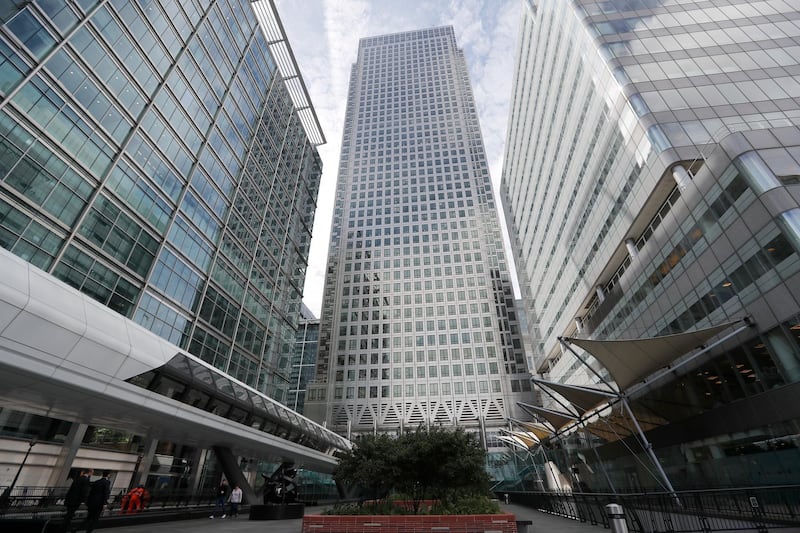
[124, 486, 145, 514]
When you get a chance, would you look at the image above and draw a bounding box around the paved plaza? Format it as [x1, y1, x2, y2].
[94, 504, 602, 533]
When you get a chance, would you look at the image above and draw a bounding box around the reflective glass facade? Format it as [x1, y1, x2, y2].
[0, 0, 322, 403]
[289, 304, 319, 415]
[502, 0, 800, 489]
[305, 27, 532, 441]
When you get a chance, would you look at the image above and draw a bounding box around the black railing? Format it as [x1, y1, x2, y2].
[0, 485, 223, 520]
[503, 486, 800, 532]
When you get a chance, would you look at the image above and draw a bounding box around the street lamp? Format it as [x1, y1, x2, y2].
[0, 438, 37, 511]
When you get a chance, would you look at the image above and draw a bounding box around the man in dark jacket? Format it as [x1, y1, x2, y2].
[84, 470, 111, 532]
[210, 479, 230, 518]
[61, 468, 92, 532]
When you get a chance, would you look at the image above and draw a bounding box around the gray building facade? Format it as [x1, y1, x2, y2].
[305, 26, 532, 445]
[502, 0, 800, 489]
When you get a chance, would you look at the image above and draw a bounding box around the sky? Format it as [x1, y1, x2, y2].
[273, 0, 522, 317]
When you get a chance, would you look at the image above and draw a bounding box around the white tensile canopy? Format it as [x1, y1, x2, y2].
[562, 321, 738, 391]
[533, 379, 616, 414]
[518, 402, 577, 432]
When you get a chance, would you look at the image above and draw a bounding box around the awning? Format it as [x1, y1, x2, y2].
[534, 379, 616, 414]
[497, 435, 531, 451]
[582, 403, 667, 443]
[510, 419, 554, 439]
[501, 429, 540, 447]
[518, 402, 577, 432]
[563, 321, 737, 391]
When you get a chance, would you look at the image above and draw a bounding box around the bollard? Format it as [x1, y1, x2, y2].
[605, 503, 629, 533]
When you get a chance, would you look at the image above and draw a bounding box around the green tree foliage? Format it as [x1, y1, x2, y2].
[334, 433, 399, 501]
[333, 427, 493, 514]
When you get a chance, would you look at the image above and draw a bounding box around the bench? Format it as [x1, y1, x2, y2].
[516, 519, 533, 533]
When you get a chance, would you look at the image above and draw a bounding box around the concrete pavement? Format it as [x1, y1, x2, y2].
[88, 503, 604, 533]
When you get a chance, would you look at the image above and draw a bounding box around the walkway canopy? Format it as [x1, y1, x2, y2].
[514, 320, 751, 493]
[562, 321, 739, 391]
[518, 402, 576, 433]
[533, 379, 616, 414]
[0, 248, 349, 473]
[509, 419, 554, 439]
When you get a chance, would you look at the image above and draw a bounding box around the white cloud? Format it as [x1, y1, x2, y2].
[275, 0, 521, 316]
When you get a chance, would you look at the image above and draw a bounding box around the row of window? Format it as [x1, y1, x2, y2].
[332, 380, 510, 400]
[336, 362, 500, 379]
[343, 277, 485, 294]
[335, 347, 498, 366]
[0, 194, 63, 269]
[347, 206, 479, 226]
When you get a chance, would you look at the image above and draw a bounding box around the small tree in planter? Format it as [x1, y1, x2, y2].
[334, 432, 400, 502]
[333, 427, 497, 515]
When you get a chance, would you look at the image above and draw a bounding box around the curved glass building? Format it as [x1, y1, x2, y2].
[0, 0, 344, 495]
[502, 0, 800, 490]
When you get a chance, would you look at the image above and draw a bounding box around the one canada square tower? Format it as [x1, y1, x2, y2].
[304, 27, 532, 445]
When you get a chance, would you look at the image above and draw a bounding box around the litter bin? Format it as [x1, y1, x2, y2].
[605, 503, 629, 533]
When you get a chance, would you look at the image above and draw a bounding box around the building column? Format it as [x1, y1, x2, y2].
[47, 422, 88, 486]
[625, 238, 638, 259]
[132, 437, 158, 488]
[574, 317, 583, 334]
[212, 446, 257, 504]
[765, 328, 800, 383]
[186, 448, 207, 493]
[672, 164, 692, 191]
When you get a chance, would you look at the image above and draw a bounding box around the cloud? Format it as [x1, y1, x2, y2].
[447, 0, 520, 189]
[274, 0, 521, 315]
[275, 0, 373, 316]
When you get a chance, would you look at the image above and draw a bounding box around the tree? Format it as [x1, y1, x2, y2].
[396, 427, 490, 512]
[334, 433, 400, 501]
[333, 427, 491, 514]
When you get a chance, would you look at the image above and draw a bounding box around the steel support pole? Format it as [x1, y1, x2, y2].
[621, 396, 679, 503]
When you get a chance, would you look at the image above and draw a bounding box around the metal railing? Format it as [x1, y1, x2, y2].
[0, 485, 222, 520]
[504, 486, 800, 532]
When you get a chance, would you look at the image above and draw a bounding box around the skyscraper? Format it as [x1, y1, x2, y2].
[0, 0, 346, 491]
[502, 0, 800, 489]
[0, 0, 322, 401]
[305, 27, 531, 443]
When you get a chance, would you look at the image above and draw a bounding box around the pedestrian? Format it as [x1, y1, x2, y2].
[210, 479, 230, 518]
[123, 485, 146, 514]
[228, 484, 243, 518]
[82, 470, 111, 532]
[61, 468, 92, 533]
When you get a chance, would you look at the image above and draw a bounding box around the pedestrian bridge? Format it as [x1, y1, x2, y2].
[0, 248, 349, 475]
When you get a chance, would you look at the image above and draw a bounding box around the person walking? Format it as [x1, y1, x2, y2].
[228, 484, 243, 518]
[83, 470, 111, 532]
[61, 468, 92, 533]
[210, 479, 230, 518]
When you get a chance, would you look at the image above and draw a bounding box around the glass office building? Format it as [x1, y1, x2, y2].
[501, 0, 800, 489]
[0, 0, 338, 491]
[0, 0, 322, 401]
[304, 27, 532, 444]
[289, 304, 320, 415]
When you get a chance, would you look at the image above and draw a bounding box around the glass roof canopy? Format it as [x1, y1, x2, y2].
[128, 353, 351, 455]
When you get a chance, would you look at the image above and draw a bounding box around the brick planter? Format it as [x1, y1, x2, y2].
[301, 512, 518, 533]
